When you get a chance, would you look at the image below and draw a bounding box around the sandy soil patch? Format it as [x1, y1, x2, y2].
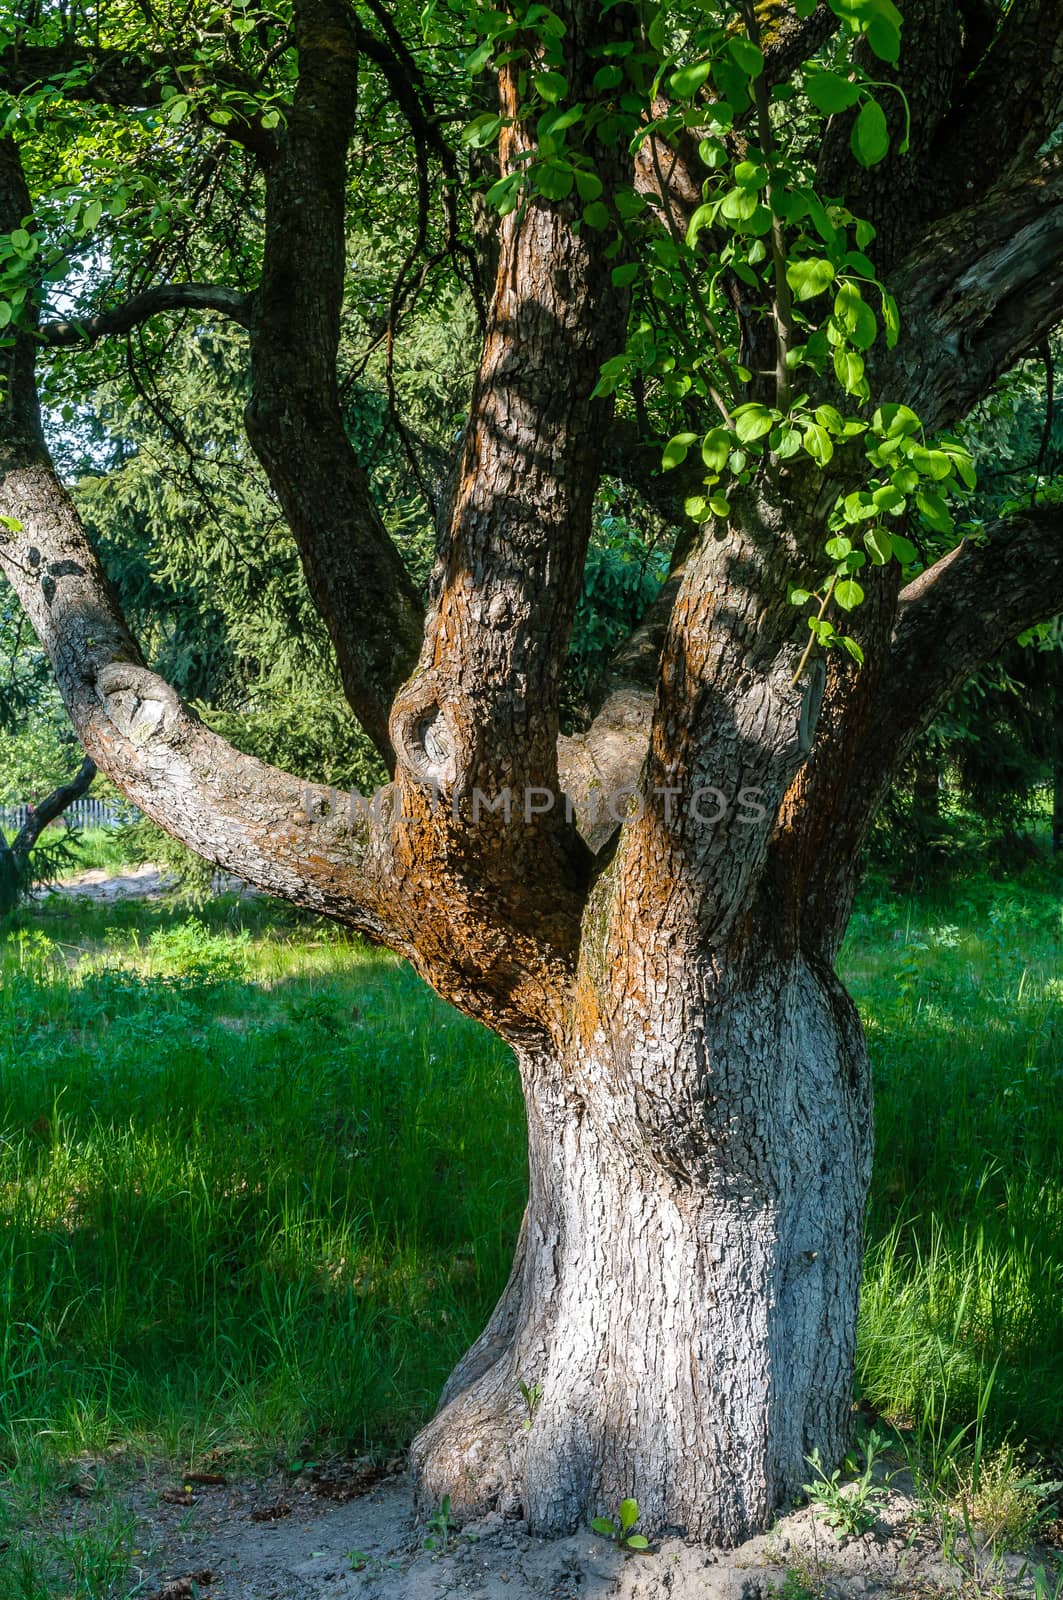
[101, 1465, 1057, 1600]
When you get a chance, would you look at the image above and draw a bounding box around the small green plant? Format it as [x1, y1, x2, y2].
[770, 1568, 821, 1600]
[518, 1379, 542, 1429]
[591, 1497, 649, 1550]
[960, 1442, 1060, 1550]
[1030, 1561, 1063, 1600]
[803, 1431, 893, 1540]
[348, 1547, 369, 1572]
[147, 915, 251, 988]
[423, 1495, 458, 1556]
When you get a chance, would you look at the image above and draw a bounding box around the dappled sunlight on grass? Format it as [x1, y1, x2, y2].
[0, 865, 1060, 1489]
[843, 866, 1063, 1455]
[0, 899, 525, 1467]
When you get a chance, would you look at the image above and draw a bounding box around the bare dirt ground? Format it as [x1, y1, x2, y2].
[80, 1462, 1057, 1600]
[38, 864, 177, 903]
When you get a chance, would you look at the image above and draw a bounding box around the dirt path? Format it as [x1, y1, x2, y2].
[40, 864, 177, 903]
[125, 1467, 1055, 1600]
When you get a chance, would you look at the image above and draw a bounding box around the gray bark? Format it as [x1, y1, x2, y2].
[414, 955, 871, 1541]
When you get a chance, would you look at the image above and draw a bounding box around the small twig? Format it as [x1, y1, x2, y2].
[791, 571, 838, 686]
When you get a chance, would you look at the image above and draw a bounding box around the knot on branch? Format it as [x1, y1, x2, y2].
[96, 663, 183, 747]
[390, 674, 458, 792]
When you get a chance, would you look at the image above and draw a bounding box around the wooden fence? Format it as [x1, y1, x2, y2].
[0, 797, 139, 833]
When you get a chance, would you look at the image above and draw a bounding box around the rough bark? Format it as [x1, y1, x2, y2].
[242, 0, 425, 764]
[415, 935, 872, 1541]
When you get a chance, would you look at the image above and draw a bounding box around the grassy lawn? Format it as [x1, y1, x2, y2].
[0, 858, 1060, 1590]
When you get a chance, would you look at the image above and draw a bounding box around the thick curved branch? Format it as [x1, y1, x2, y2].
[890, 504, 1063, 714]
[38, 283, 252, 345]
[879, 151, 1063, 435]
[0, 455, 393, 930]
[765, 503, 1063, 957]
[932, 0, 1063, 218]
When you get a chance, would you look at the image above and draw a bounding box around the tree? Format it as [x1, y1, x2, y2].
[1, 0, 1062, 1546]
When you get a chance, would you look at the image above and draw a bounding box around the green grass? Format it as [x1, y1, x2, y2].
[0, 863, 1060, 1592]
[0, 895, 524, 1474]
[845, 868, 1063, 1458]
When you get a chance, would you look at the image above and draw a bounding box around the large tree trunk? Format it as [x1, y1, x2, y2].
[414, 944, 872, 1543]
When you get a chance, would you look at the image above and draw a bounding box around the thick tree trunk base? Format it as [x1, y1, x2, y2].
[413, 956, 872, 1545]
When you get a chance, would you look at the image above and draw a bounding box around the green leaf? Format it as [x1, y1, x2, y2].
[833, 281, 877, 350]
[662, 432, 697, 470]
[734, 160, 767, 191]
[462, 112, 504, 148]
[804, 71, 861, 114]
[825, 536, 853, 560]
[727, 37, 764, 77]
[539, 104, 584, 137]
[880, 290, 900, 347]
[833, 348, 869, 399]
[916, 488, 953, 533]
[464, 38, 494, 74]
[720, 187, 759, 222]
[840, 634, 865, 665]
[865, 526, 892, 565]
[685, 202, 717, 246]
[874, 403, 921, 438]
[668, 60, 713, 99]
[684, 496, 710, 521]
[851, 98, 889, 168]
[803, 423, 834, 466]
[625, 1534, 650, 1550]
[815, 403, 845, 433]
[786, 257, 835, 301]
[866, 1, 902, 63]
[593, 64, 624, 91]
[0, 302, 12, 328]
[949, 450, 977, 490]
[790, 587, 812, 605]
[536, 160, 574, 200]
[591, 1518, 616, 1537]
[734, 404, 774, 443]
[611, 262, 639, 286]
[775, 427, 802, 459]
[891, 533, 918, 564]
[619, 1499, 639, 1532]
[575, 169, 603, 202]
[701, 428, 731, 471]
[582, 201, 610, 230]
[709, 494, 731, 517]
[533, 71, 568, 104]
[834, 578, 864, 611]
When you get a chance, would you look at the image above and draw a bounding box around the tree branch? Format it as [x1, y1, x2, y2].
[243, 0, 425, 766]
[0, 130, 392, 936]
[0, 42, 279, 162]
[890, 504, 1063, 712]
[38, 283, 252, 345]
[879, 150, 1063, 435]
[763, 502, 1063, 959]
[932, 0, 1063, 221]
[8, 754, 96, 855]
